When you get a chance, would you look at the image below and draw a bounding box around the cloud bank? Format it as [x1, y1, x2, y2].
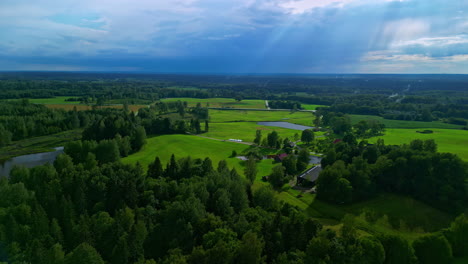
[0, 0, 467, 73]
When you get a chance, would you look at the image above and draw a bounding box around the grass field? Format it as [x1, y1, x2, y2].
[0, 130, 82, 161]
[209, 109, 315, 126]
[351, 114, 463, 129]
[121, 134, 278, 178]
[161, 98, 266, 109]
[205, 122, 303, 142]
[369, 128, 468, 160]
[302, 104, 328, 110]
[204, 109, 316, 142]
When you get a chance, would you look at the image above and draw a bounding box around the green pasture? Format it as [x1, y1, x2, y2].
[369, 128, 468, 160]
[204, 109, 317, 142]
[161, 98, 266, 109]
[209, 109, 315, 126]
[301, 104, 328, 110]
[351, 114, 463, 129]
[121, 134, 277, 178]
[204, 122, 302, 143]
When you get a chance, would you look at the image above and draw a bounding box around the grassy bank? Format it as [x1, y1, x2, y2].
[0, 130, 82, 161]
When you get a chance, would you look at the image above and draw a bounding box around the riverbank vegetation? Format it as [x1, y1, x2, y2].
[0, 130, 82, 161]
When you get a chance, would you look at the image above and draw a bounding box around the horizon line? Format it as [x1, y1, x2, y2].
[1, 71, 468, 76]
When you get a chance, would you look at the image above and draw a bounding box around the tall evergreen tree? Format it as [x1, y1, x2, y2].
[244, 157, 257, 185]
[165, 154, 180, 179]
[254, 130, 262, 145]
[148, 157, 163, 178]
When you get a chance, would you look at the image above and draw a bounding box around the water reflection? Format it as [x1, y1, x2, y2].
[0, 147, 64, 177]
[257, 121, 313, 130]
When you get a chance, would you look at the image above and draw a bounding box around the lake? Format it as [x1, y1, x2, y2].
[257, 121, 313, 130]
[0, 147, 64, 177]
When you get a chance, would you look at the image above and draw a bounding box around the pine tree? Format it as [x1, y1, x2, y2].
[254, 130, 262, 145]
[148, 156, 163, 178]
[165, 154, 180, 179]
[65, 243, 105, 264]
[244, 157, 257, 185]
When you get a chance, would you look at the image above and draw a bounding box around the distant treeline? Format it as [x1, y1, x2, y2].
[0, 101, 124, 145]
[1, 73, 467, 122]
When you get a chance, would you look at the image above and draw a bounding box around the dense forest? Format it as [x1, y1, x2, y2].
[319, 138, 468, 212]
[1, 142, 467, 263]
[0, 73, 467, 263]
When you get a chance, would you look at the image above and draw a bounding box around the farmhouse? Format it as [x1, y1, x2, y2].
[297, 165, 322, 185]
[274, 153, 288, 162]
[333, 139, 342, 144]
[266, 153, 289, 162]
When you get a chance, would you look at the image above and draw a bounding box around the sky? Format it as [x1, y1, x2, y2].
[0, 0, 467, 73]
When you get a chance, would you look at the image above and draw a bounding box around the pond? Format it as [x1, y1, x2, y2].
[0, 147, 64, 177]
[257, 121, 313, 131]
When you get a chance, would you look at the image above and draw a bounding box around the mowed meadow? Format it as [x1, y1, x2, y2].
[121, 134, 277, 179]
[350, 114, 468, 160]
[370, 128, 468, 160]
[204, 109, 316, 142]
[209, 109, 314, 124]
[120, 107, 316, 179]
[302, 104, 328, 110]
